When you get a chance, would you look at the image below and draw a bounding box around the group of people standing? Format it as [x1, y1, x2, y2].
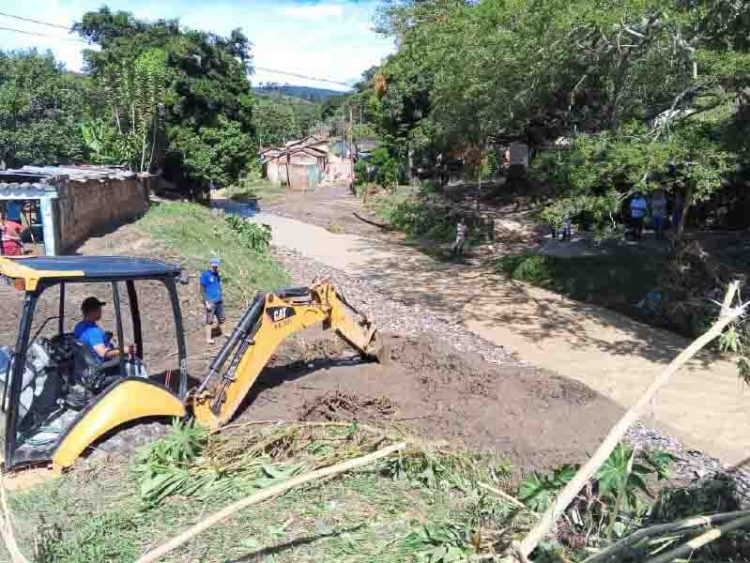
[628, 189, 680, 241]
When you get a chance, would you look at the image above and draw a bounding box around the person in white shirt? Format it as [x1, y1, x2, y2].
[452, 219, 468, 257]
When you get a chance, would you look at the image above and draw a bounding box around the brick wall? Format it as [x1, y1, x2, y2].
[57, 175, 149, 252]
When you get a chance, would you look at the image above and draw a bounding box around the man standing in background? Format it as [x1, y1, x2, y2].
[452, 218, 468, 257]
[650, 189, 668, 239]
[200, 258, 226, 345]
[629, 192, 648, 240]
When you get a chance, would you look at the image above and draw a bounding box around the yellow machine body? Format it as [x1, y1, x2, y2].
[0, 254, 376, 475]
[52, 380, 186, 469]
[190, 282, 377, 427]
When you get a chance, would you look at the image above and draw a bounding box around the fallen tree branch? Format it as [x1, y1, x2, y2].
[478, 482, 527, 509]
[584, 509, 750, 562]
[518, 281, 746, 560]
[136, 441, 407, 563]
[645, 512, 750, 563]
[352, 211, 392, 230]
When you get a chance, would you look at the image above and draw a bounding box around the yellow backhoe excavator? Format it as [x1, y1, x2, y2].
[0, 255, 378, 472]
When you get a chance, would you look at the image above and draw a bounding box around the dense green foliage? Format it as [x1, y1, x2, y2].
[254, 94, 321, 147]
[0, 8, 342, 191]
[349, 0, 749, 231]
[254, 84, 342, 102]
[496, 252, 665, 314]
[73, 7, 256, 187]
[0, 51, 93, 168]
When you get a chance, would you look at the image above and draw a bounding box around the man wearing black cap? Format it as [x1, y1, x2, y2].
[74, 297, 121, 363]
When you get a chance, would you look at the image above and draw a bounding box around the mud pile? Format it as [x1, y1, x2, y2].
[244, 331, 624, 474]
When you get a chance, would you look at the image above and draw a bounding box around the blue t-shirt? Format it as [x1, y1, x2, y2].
[6, 201, 21, 221]
[200, 270, 223, 303]
[74, 320, 112, 362]
[630, 197, 648, 219]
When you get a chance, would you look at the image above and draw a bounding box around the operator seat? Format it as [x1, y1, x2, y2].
[71, 340, 122, 393]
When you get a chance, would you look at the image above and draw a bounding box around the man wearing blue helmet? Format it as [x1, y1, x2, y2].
[199, 258, 225, 344]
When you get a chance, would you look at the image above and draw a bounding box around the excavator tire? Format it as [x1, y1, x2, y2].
[85, 419, 172, 460]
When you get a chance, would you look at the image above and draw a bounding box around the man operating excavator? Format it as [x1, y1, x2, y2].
[74, 296, 121, 363]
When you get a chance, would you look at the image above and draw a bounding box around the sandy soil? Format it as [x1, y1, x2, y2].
[254, 186, 750, 466]
[263, 184, 389, 239]
[242, 328, 623, 474]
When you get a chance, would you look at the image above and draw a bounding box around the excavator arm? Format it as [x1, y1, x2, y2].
[189, 281, 378, 428]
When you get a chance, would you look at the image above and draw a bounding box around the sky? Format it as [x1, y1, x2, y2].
[0, 0, 394, 91]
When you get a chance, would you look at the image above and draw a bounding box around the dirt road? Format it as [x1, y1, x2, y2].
[252, 200, 750, 466]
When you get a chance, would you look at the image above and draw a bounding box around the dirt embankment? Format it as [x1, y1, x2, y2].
[241, 328, 622, 475]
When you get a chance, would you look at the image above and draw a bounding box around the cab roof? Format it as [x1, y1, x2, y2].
[0, 256, 181, 290]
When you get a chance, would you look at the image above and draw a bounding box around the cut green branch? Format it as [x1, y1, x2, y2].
[518, 281, 746, 560]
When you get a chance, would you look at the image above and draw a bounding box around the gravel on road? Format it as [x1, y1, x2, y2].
[273, 245, 750, 503]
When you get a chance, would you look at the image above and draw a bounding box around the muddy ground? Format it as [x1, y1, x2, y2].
[0, 216, 624, 476]
[263, 184, 392, 239]
[250, 328, 622, 475]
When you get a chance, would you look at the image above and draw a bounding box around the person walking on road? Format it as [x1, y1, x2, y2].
[200, 258, 226, 345]
[452, 218, 468, 257]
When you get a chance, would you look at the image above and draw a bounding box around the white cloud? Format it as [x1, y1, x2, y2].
[0, 0, 394, 90]
[276, 3, 344, 20]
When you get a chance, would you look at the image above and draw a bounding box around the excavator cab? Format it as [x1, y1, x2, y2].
[0, 256, 188, 470]
[0, 255, 378, 472]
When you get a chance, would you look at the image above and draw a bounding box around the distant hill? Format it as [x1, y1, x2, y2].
[253, 84, 347, 102]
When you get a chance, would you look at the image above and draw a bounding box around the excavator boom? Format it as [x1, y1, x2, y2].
[189, 281, 377, 427]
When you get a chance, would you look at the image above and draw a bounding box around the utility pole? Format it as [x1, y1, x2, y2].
[349, 104, 355, 188]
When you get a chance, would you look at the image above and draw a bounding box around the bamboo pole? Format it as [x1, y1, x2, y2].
[478, 482, 527, 509]
[518, 281, 746, 560]
[136, 441, 406, 563]
[584, 509, 750, 562]
[645, 512, 750, 563]
[0, 472, 30, 563]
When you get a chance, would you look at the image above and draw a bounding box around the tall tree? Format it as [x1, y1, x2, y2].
[0, 50, 91, 168]
[75, 8, 256, 185]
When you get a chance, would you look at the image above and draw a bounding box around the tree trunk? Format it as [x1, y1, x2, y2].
[675, 181, 693, 244]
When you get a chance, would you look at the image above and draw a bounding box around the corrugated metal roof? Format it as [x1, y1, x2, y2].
[0, 182, 56, 197]
[18, 165, 137, 181]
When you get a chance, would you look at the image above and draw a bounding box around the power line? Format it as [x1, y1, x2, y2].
[0, 9, 355, 88]
[0, 25, 85, 44]
[255, 67, 352, 88]
[0, 11, 71, 31]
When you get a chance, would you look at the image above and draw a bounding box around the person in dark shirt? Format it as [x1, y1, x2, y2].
[74, 297, 120, 363]
[200, 258, 226, 345]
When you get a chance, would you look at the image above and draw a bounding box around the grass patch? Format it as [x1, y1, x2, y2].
[496, 252, 665, 313]
[226, 177, 285, 205]
[367, 186, 457, 243]
[138, 202, 289, 306]
[9, 422, 527, 562]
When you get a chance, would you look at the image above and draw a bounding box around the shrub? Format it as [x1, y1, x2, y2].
[225, 214, 271, 252]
